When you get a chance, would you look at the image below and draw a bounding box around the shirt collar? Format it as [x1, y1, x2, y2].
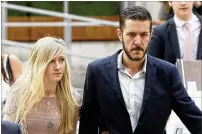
[174, 13, 197, 28]
[117, 50, 147, 73]
[117, 50, 125, 71]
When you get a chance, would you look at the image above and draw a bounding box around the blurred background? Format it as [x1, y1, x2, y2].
[1, 1, 166, 88]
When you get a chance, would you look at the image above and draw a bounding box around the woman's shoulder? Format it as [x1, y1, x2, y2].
[8, 54, 22, 70]
[7, 54, 23, 80]
[2, 54, 20, 63]
[2, 80, 10, 103]
[3, 87, 21, 116]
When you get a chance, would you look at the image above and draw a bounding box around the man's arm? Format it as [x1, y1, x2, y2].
[2, 121, 21, 134]
[171, 66, 202, 134]
[148, 26, 165, 60]
[17, 123, 21, 134]
[79, 63, 99, 134]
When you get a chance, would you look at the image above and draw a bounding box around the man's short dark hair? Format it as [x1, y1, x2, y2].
[120, 6, 152, 31]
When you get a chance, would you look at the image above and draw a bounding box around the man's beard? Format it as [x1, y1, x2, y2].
[122, 39, 147, 61]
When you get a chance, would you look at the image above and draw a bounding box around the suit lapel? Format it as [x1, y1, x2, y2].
[197, 15, 202, 59]
[105, 50, 127, 109]
[105, 50, 133, 133]
[138, 55, 156, 120]
[105, 52, 157, 132]
[168, 18, 181, 59]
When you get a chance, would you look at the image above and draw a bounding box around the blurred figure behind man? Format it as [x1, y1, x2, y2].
[1, 54, 22, 107]
[148, 1, 202, 64]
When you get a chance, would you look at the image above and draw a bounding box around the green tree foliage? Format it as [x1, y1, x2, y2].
[7, 1, 120, 16]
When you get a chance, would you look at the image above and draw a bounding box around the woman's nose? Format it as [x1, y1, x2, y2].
[54, 61, 61, 70]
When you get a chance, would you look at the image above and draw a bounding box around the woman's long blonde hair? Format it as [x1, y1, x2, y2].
[10, 37, 77, 133]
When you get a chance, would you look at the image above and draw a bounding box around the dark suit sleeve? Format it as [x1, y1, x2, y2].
[79, 63, 99, 134]
[148, 26, 165, 60]
[2, 120, 22, 134]
[171, 66, 202, 134]
[17, 124, 21, 134]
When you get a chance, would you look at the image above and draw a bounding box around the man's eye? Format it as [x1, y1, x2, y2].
[128, 33, 135, 36]
[141, 33, 148, 36]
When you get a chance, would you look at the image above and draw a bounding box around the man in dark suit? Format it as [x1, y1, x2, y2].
[79, 6, 202, 134]
[148, 1, 202, 64]
[2, 120, 21, 134]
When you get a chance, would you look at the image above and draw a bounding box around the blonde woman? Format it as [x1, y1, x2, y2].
[3, 37, 82, 134]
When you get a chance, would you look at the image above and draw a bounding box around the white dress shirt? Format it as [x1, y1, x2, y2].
[117, 50, 147, 131]
[174, 13, 201, 59]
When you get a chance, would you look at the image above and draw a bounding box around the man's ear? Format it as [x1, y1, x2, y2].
[116, 29, 123, 41]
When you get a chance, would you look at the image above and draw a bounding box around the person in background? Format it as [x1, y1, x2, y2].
[1, 54, 22, 107]
[154, 1, 202, 25]
[79, 6, 202, 134]
[2, 120, 21, 134]
[3, 37, 82, 134]
[167, 1, 202, 20]
[148, 1, 202, 64]
[193, 1, 202, 15]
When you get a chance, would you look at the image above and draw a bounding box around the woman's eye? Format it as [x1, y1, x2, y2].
[50, 60, 54, 63]
[60, 58, 65, 62]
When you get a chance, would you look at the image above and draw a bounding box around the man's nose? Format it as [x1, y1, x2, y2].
[134, 35, 141, 45]
[181, 1, 187, 5]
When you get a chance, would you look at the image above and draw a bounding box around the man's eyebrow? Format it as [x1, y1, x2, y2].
[127, 31, 149, 34]
[141, 31, 149, 34]
[126, 32, 136, 34]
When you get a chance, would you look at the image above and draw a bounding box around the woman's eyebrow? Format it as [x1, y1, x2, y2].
[54, 56, 65, 59]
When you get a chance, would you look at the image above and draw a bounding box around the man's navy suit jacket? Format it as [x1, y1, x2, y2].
[148, 14, 202, 64]
[2, 120, 21, 134]
[79, 50, 202, 134]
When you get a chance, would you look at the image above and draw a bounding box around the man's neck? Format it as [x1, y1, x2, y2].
[122, 53, 145, 76]
[176, 13, 192, 22]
